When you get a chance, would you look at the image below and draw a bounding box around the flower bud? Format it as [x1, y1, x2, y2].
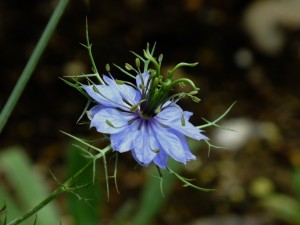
[135, 58, 140, 68]
[125, 63, 133, 70]
[105, 63, 110, 72]
[191, 96, 201, 103]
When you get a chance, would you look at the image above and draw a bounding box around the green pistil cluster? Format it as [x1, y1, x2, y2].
[116, 43, 201, 117]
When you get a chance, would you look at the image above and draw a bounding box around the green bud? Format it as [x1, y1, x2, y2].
[158, 54, 163, 63]
[189, 90, 198, 95]
[125, 63, 133, 70]
[191, 96, 201, 103]
[135, 58, 140, 68]
[105, 63, 110, 71]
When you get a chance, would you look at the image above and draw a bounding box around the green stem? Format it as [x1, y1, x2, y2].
[0, 0, 70, 134]
[7, 144, 112, 225]
[7, 188, 64, 225]
[84, 19, 104, 85]
[7, 160, 92, 225]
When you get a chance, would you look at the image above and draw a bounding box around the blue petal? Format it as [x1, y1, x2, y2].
[153, 150, 168, 169]
[110, 120, 140, 153]
[169, 129, 196, 161]
[136, 72, 150, 92]
[82, 85, 128, 110]
[87, 105, 107, 120]
[151, 122, 187, 163]
[103, 75, 141, 105]
[132, 120, 157, 165]
[155, 103, 208, 141]
[91, 108, 136, 134]
[103, 75, 115, 86]
[118, 84, 141, 105]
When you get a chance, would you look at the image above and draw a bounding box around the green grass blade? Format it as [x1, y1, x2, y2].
[0, 0, 70, 133]
[0, 147, 60, 225]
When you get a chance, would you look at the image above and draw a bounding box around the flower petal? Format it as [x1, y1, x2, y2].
[103, 75, 141, 105]
[153, 150, 168, 169]
[169, 129, 196, 161]
[91, 108, 136, 134]
[132, 120, 157, 165]
[82, 85, 127, 109]
[110, 120, 140, 153]
[87, 105, 107, 120]
[155, 103, 208, 141]
[151, 122, 187, 163]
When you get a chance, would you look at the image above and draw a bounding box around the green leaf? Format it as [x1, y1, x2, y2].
[0, 147, 60, 225]
[292, 168, 300, 202]
[0, 187, 24, 225]
[66, 144, 104, 225]
[261, 194, 300, 224]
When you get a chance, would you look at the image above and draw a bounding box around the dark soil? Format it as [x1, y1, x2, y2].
[1, 1, 300, 225]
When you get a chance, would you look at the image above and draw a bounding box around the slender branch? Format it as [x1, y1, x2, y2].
[81, 19, 104, 84]
[6, 157, 94, 225]
[0, 0, 70, 134]
[197, 101, 237, 129]
[7, 144, 111, 225]
[7, 188, 64, 225]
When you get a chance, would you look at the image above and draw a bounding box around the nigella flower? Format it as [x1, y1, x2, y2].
[82, 71, 208, 169]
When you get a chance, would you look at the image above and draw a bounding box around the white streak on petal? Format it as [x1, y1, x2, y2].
[91, 108, 136, 134]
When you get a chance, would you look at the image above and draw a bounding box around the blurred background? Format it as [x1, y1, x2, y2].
[1, 0, 300, 225]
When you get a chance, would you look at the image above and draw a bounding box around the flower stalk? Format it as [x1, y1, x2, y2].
[7, 141, 112, 225]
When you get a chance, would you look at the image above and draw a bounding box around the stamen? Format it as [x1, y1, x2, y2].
[106, 119, 133, 129]
[130, 99, 145, 112]
[106, 120, 116, 128]
[181, 113, 186, 126]
[92, 85, 100, 94]
[152, 149, 160, 153]
[130, 103, 139, 112]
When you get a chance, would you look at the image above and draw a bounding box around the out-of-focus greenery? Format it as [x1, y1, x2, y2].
[0, 141, 203, 225]
[0, 147, 60, 225]
[252, 169, 300, 225]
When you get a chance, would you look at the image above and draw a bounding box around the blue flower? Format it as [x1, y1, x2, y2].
[82, 72, 208, 168]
